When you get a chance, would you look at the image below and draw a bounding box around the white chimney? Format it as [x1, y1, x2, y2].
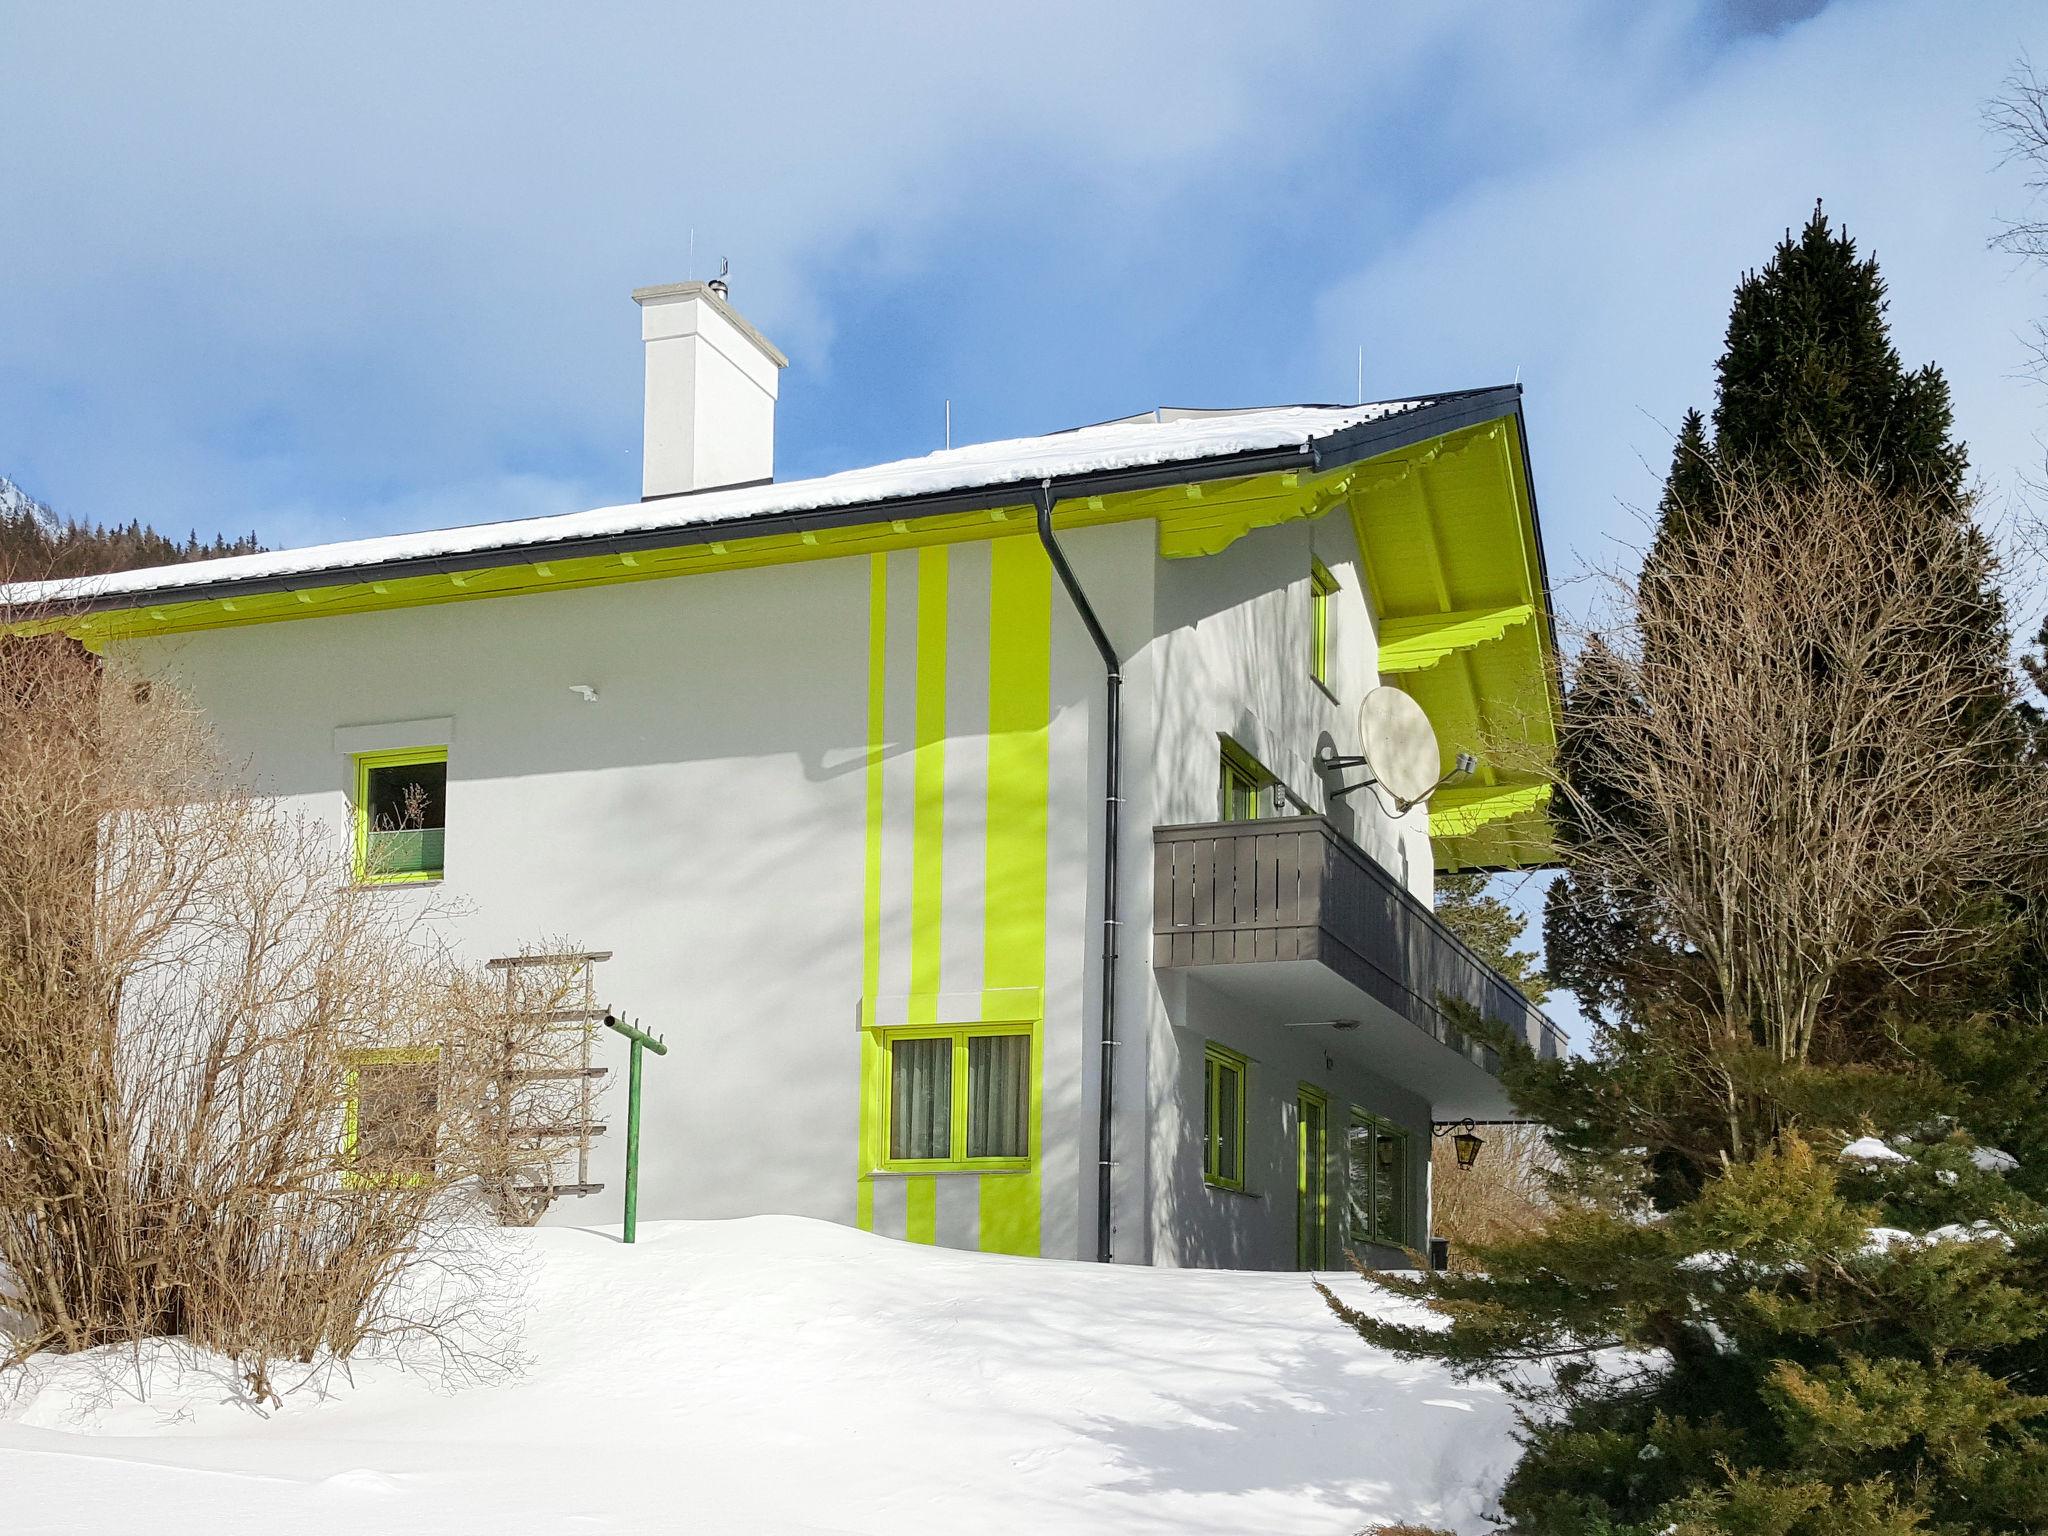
[632, 280, 789, 498]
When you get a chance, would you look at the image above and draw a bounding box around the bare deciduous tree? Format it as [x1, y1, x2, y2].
[1527, 467, 2048, 1163]
[1428, 1125, 1554, 1270]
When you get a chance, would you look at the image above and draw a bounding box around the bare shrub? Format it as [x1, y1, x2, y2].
[1428, 1124, 1553, 1270]
[0, 638, 558, 1398]
[1522, 465, 2048, 1165]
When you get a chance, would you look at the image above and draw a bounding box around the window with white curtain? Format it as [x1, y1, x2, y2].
[884, 1026, 1032, 1167]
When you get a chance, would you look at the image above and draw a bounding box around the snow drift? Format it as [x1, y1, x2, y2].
[1, 1216, 1517, 1535]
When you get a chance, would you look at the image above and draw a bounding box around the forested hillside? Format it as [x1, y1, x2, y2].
[0, 474, 260, 579]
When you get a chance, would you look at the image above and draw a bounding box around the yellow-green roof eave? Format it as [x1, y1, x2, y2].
[1344, 417, 1561, 872]
[33, 469, 1322, 647]
[16, 399, 1562, 870]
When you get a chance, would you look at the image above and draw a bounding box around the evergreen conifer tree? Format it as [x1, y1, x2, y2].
[1434, 873, 1548, 1004]
[1554, 204, 2004, 1036]
[1336, 213, 2048, 1534]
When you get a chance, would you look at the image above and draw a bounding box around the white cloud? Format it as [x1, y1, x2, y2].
[1315, 0, 2048, 618]
[0, 1, 1744, 538]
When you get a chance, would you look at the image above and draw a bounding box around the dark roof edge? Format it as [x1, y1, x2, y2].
[1502, 392, 1567, 683]
[39, 389, 1528, 618]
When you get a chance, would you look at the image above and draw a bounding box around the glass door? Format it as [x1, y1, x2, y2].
[1296, 1089, 1329, 1270]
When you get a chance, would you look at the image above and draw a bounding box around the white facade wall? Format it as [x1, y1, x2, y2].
[108, 499, 1442, 1271]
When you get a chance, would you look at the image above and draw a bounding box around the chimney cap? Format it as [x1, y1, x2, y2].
[631, 280, 789, 368]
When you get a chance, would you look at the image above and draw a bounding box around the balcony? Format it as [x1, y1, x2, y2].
[1152, 816, 1567, 1119]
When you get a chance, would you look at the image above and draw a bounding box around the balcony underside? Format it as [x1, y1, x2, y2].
[1153, 817, 1566, 1120]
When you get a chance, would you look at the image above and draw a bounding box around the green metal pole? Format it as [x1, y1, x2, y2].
[603, 1014, 667, 1246]
[624, 1037, 642, 1244]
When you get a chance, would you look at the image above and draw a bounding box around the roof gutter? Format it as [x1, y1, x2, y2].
[1034, 482, 1123, 1265]
[19, 388, 1525, 621]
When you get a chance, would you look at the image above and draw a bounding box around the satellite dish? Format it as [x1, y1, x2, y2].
[1359, 686, 1441, 807]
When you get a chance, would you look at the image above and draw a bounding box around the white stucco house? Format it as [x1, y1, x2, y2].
[6, 281, 1565, 1271]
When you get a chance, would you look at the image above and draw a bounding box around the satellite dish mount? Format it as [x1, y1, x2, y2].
[1317, 686, 1476, 815]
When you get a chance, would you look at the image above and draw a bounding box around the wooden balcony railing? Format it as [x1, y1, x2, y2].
[1152, 816, 1567, 1068]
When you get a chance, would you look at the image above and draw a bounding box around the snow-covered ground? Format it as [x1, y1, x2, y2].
[0, 1217, 1518, 1535]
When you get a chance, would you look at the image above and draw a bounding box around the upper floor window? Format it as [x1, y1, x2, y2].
[354, 747, 447, 884]
[1220, 740, 1269, 823]
[1310, 558, 1338, 688]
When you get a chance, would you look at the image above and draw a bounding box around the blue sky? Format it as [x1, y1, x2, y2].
[3, 0, 2044, 1037]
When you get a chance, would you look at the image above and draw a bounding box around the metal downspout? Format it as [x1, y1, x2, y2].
[1034, 483, 1121, 1264]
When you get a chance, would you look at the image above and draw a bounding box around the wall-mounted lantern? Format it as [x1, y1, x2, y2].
[1433, 1118, 1486, 1170]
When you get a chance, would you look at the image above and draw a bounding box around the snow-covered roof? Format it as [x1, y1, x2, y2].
[2, 396, 1473, 611]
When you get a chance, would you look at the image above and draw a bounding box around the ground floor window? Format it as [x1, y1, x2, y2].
[1202, 1043, 1249, 1190]
[1346, 1111, 1411, 1248]
[882, 1025, 1031, 1169]
[344, 1047, 442, 1186]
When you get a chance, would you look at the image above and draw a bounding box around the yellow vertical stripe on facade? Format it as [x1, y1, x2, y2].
[857, 553, 888, 1234]
[978, 534, 1052, 1256]
[904, 1175, 938, 1247]
[904, 545, 951, 1241]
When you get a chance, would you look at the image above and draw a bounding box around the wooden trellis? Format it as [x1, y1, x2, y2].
[478, 949, 613, 1224]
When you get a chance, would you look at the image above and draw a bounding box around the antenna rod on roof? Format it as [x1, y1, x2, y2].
[945, 399, 951, 451]
[1357, 345, 1364, 406]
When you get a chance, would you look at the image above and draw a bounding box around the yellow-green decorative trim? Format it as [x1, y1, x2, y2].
[1376, 602, 1534, 673]
[41, 471, 1305, 644]
[904, 1177, 937, 1245]
[1429, 781, 1553, 839]
[1346, 419, 1560, 870]
[977, 534, 1051, 1256]
[1155, 473, 1308, 558]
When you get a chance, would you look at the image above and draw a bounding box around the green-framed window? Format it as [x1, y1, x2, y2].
[353, 746, 448, 884]
[343, 1046, 441, 1187]
[1219, 739, 1268, 823]
[880, 1024, 1033, 1172]
[1202, 1042, 1249, 1190]
[1310, 558, 1338, 687]
[1346, 1110, 1411, 1247]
